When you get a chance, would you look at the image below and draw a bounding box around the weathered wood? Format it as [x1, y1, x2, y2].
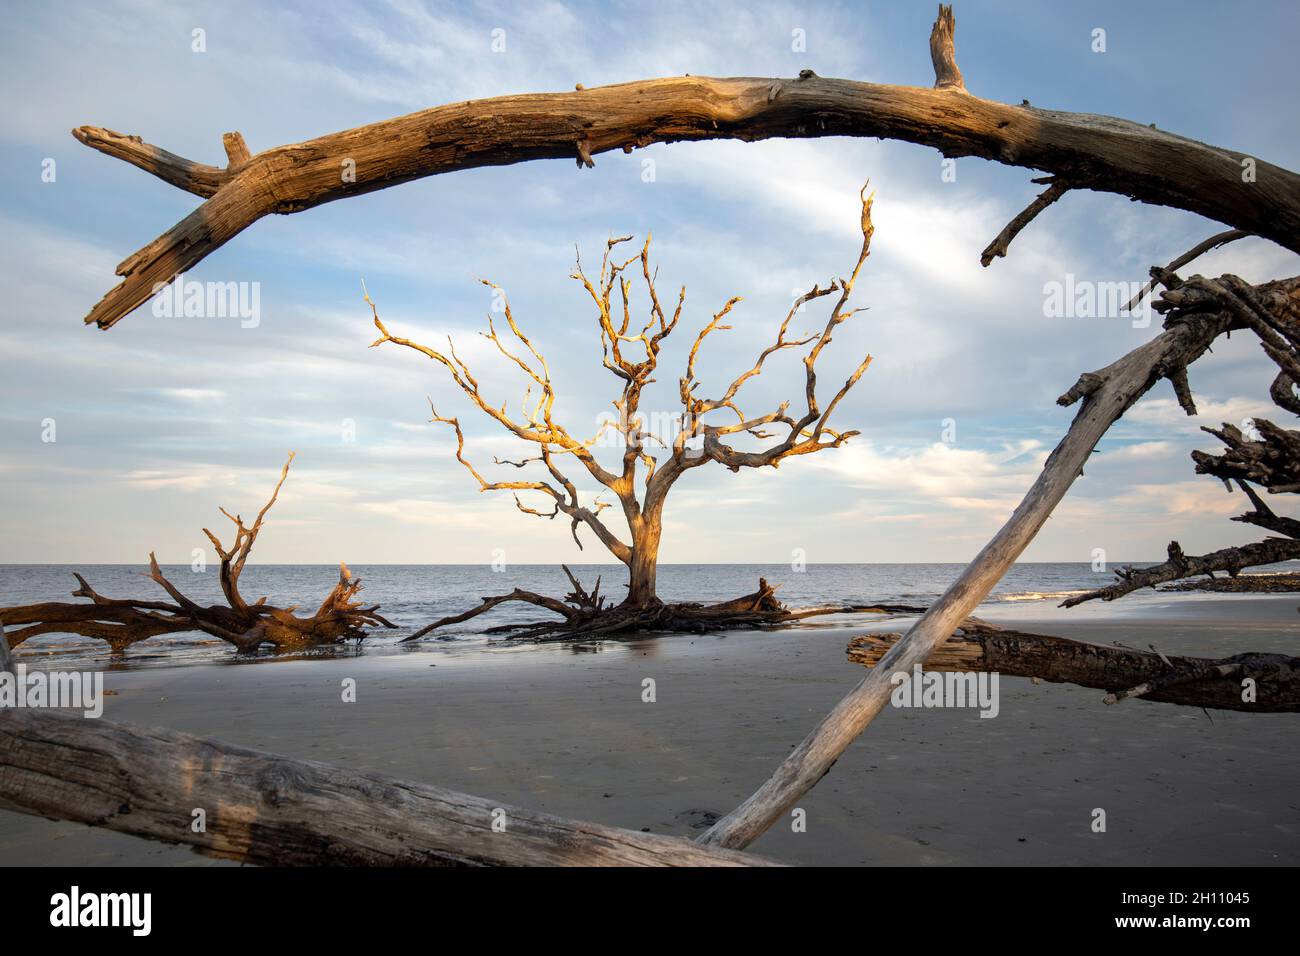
[0, 455, 395, 654]
[1124, 229, 1248, 312]
[75, 6, 1300, 329]
[697, 277, 1282, 850]
[1061, 537, 1300, 608]
[0, 708, 776, 867]
[847, 622, 1300, 712]
[0, 625, 13, 675]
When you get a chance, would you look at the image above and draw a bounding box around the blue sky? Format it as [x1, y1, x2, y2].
[1, 0, 1297, 566]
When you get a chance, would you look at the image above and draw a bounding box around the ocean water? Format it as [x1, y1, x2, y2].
[3, 561, 1298, 669]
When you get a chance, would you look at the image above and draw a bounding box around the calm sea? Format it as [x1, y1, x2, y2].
[3, 562, 1297, 669]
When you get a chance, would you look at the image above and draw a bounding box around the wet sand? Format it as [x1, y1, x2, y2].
[2, 596, 1297, 866]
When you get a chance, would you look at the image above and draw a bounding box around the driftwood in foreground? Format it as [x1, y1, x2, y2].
[0, 454, 394, 654]
[847, 621, 1300, 713]
[0, 707, 774, 867]
[74, 6, 1300, 329]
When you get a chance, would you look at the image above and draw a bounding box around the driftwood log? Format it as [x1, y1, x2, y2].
[0, 454, 394, 654]
[1161, 572, 1300, 593]
[0, 707, 773, 867]
[74, 6, 1299, 330]
[847, 621, 1300, 713]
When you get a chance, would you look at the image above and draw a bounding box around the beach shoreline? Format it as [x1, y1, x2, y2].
[2, 594, 1297, 866]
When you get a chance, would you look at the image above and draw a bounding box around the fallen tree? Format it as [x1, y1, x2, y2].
[847, 620, 1300, 713]
[404, 570, 926, 644]
[1063, 266, 1300, 608]
[0, 454, 394, 654]
[72, 7, 1300, 330]
[373, 189, 877, 640]
[1161, 571, 1300, 593]
[0, 700, 772, 867]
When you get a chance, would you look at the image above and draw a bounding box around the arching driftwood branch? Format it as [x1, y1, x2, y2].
[75, 5, 1300, 330]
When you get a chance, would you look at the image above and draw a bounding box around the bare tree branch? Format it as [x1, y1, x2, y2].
[1060, 538, 1300, 608]
[980, 178, 1072, 267]
[73, 6, 1300, 330]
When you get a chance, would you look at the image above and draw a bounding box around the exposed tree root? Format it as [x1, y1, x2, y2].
[404, 571, 924, 644]
[0, 454, 395, 655]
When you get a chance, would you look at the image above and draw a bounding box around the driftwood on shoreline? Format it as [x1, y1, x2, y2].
[404, 570, 927, 644]
[697, 274, 1299, 849]
[1064, 268, 1300, 607]
[847, 620, 1300, 713]
[0, 705, 774, 867]
[0, 454, 395, 654]
[1160, 572, 1300, 594]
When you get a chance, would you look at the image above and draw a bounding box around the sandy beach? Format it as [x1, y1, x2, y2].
[2, 594, 1297, 867]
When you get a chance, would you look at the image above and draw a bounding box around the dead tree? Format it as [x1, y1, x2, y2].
[848, 620, 1300, 713]
[369, 189, 876, 640]
[0, 454, 395, 654]
[1062, 265, 1300, 608]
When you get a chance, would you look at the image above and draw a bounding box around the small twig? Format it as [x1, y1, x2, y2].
[1124, 229, 1248, 312]
[980, 179, 1071, 267]
[1105, 663, 1241, 706]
